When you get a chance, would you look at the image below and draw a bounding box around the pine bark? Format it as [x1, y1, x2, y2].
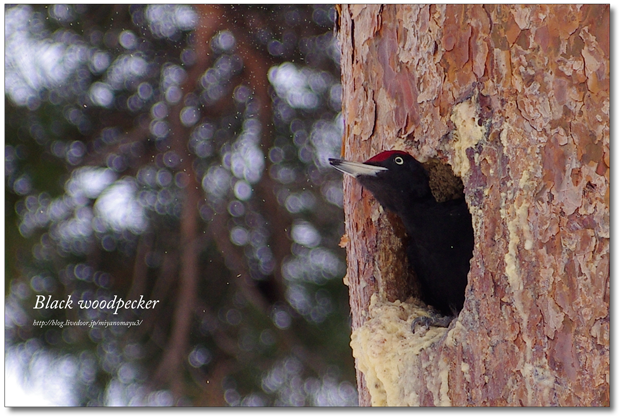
[337, 4, 609, 406]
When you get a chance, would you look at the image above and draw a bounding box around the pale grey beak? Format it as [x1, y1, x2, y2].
[328, 158, 388, 177]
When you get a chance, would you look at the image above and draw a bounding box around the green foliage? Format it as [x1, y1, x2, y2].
[5, 4, 354, 406]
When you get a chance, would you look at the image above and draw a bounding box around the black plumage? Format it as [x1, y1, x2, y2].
[329, 150, 474, 321]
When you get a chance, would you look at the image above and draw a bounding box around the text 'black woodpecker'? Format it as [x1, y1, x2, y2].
[329, 151, 474, 326]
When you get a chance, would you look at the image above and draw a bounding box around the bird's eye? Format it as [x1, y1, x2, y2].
[394, 156, 404, 165]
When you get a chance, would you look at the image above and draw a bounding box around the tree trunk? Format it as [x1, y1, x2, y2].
[337, 4, 609, 406]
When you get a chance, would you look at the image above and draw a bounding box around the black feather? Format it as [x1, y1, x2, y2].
[330, 151, 474, 317]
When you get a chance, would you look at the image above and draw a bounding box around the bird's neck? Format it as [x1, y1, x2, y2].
[397, 195, 440, 237]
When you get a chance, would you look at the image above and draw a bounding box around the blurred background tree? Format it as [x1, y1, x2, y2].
[5, 4, 355, 406]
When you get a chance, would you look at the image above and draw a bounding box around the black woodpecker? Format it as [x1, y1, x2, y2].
[329, 150, 474, 329]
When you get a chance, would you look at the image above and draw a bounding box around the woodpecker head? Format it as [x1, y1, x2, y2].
[329, 150, 432, 213]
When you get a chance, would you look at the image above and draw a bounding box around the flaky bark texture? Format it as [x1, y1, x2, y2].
[337, 4, 609, 406]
